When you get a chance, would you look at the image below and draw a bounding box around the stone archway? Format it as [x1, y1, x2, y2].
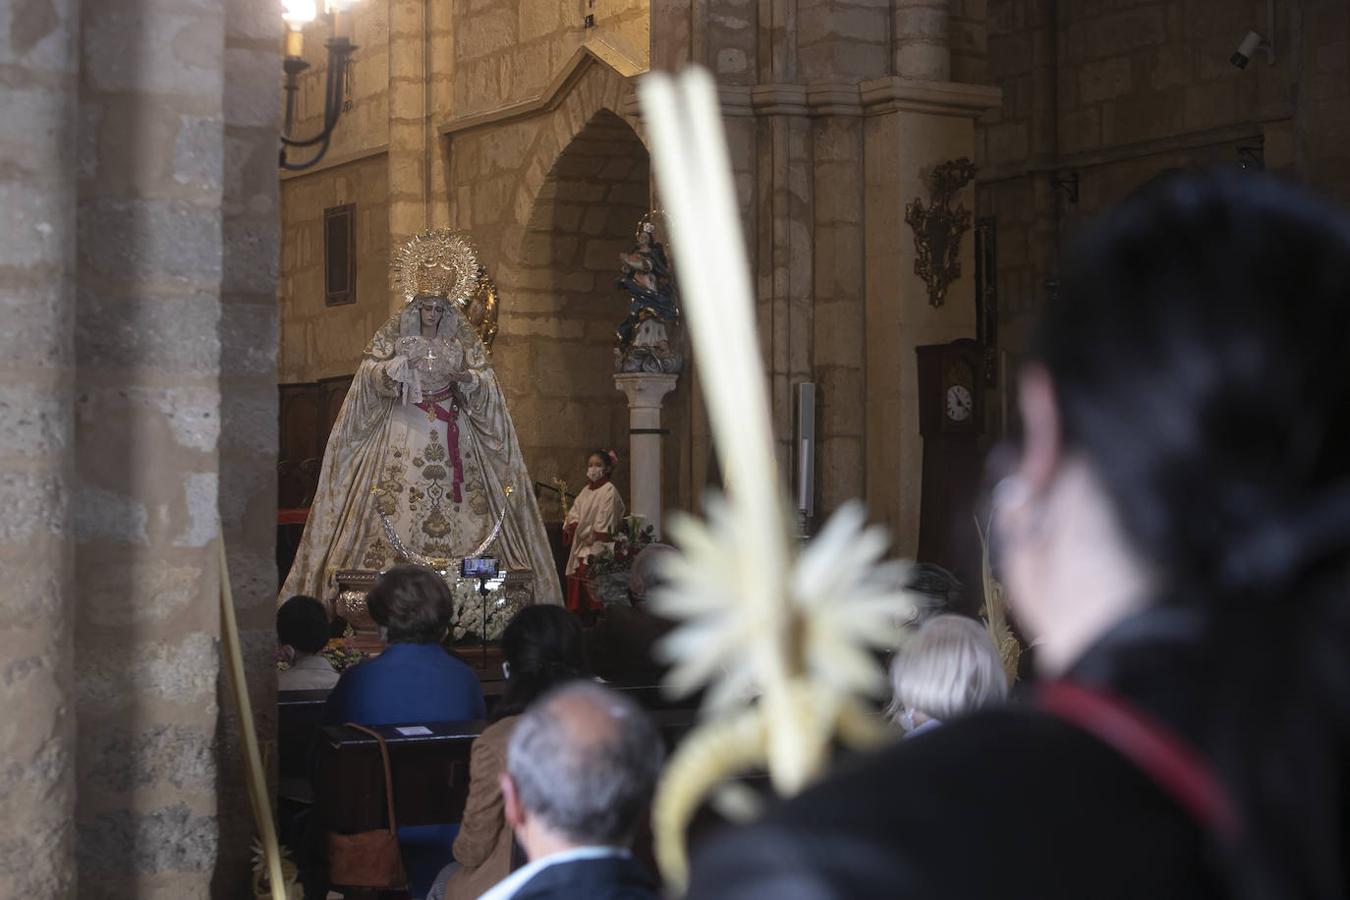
[489, 109, 652, 516]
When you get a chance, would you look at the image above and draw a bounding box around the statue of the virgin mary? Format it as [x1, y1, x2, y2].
[280, 229, 562, 608]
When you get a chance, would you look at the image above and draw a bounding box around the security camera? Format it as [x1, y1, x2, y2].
[1231, 31, 1265, 69]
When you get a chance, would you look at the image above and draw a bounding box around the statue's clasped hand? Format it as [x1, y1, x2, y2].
[385, 354, 425, 405]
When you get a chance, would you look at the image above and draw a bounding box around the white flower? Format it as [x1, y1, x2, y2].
[652, 499, 914, 714]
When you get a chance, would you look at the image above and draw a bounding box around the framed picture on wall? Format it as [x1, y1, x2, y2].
[324, 203, 356, 306]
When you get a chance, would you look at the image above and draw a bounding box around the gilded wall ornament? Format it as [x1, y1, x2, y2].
[904, 158, 978, 308]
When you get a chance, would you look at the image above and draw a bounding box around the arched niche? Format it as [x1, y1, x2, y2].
[490, 109, 651, 517]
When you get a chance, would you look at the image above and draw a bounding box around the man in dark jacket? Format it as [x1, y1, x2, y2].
[481, 681, 664, 899]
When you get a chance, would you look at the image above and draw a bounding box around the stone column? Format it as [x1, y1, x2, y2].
[74, 0, 230, 893]
[215, 0, 282, 889]
[893, 0, 951, 80]
[388, 0, 430, 298]
[862, 78, 1000, 555]
[0, 0, 79, 895]
[614, 373, 678, 539]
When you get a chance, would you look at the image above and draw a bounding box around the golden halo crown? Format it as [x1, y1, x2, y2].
[392, 228, 480, 308]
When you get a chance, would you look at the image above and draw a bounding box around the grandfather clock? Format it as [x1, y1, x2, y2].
[916, 338, 986, 595]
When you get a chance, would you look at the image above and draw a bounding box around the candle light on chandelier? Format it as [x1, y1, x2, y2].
[279, 0, 363, 171]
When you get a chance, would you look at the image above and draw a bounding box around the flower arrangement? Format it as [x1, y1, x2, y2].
[583, 515, 657, 608]
[275, 625, 368, 674]
[322, 634, 367, 672]
[449, 576, 522, 641]
[584, 515, 656, 580]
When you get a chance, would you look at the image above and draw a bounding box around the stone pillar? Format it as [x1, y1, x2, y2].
[754, 99, 814, 486]
[215, 0, 282, 889]
[862, 79, 1000, 555]
[614, 373, 678, 538]
[893, 0, 951, 80]
[72, 0, 247, 894]
[0, 0, 79, 895]
[388, 0, 430, 301]
[812, 113, 868, 513]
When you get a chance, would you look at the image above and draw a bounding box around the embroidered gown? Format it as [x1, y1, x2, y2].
[280, 303, 562, 608]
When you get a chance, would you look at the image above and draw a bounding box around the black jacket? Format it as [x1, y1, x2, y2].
[514, 853, 660, 900]
[688, 612, 1224, 899]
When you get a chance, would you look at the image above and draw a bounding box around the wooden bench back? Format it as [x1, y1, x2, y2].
[315, 720, 485, 833]
[277, 689, 330, 783]
[313, 706, 699, 832]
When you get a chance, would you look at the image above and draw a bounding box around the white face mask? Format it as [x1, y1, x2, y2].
[900, 709, 916, 733]
[587, 465, 604, 482]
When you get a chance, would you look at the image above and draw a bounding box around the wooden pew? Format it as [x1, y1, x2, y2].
[277, 688, 332, 804]
[278, 681, 685, 784]
[314, 706, 700, 897]
[315, 706, 697, 829]
[315, 719, 484, 834]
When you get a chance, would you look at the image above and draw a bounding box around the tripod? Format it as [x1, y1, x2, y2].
[477, 574, 492, 668]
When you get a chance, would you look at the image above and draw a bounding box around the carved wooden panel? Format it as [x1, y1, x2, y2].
[320, 374, 353, 440]
[279, 383, 323, 467]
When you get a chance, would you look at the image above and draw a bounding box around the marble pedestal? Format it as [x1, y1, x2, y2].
[614, 372, 678, 539]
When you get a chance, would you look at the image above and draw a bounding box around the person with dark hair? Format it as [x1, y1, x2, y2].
[277, 594, 339, 691]
[562, 448, 625, 616]
[902, 562, 964, 622]
[687, 171, 1350, 898]
[323, 565, 485, 727]
[428, 605, 590, 900]
[483, 681, 664, 900]
[587, 543, 678, 684]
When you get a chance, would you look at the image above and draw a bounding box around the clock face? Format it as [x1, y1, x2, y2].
[945, 384, 973, 423]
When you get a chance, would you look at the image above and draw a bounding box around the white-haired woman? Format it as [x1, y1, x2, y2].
[887, 614, 1008, 737]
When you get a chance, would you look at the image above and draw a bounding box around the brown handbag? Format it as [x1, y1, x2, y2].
[326, 723, 408, 889]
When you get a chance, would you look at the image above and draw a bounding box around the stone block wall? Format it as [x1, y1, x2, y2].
[74, 0, 231, 893]
[975, 0, 1348, 363]
[796, 0, 892, 82]
[451, 0, 649, 116]
[0, 0, 78, 894]
[444, 61, 673, 520]
[2, 0, 279, 894]
[1294, 0, 1350, 200]
[491, 110, 651, 510]
[216, 0, 282, 890]
[951, 0, 990, 83]
[811, 116, 868, 511]
[278, 152, 391, 383]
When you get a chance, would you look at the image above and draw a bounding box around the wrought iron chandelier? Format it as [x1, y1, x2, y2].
[279, 0, 363, 171]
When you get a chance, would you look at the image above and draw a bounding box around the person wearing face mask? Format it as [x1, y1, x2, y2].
[684, 171, 1350, 898]
[562, 449, 625, 615]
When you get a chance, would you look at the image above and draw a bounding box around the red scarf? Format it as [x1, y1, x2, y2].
[413, 395, 464, 503]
